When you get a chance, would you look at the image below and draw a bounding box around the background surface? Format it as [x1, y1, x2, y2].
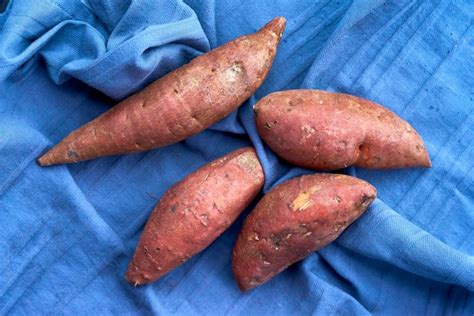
[0, 0, 473, 315]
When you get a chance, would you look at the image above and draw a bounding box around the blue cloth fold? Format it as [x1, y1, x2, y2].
[0, 0, 473, 314]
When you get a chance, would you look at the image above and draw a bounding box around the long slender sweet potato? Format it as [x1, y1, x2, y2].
[38, 17, 286, 166]
[232, 173, 376, 291]
[125, 147, 264, 286]
[254, 90, 431, 170]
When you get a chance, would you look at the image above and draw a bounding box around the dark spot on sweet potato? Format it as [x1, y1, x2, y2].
[212, 202, 223, 214]
[170, 205, 177, 213]
[67, 150, 79, 159]
[174, 88, 179, 94]
[270, 234, 282, 249]
[249, 277, 262, 286]
[211, 68, 216, 72]
[335, 195, 342, 203]
[358, 194, 373, 208]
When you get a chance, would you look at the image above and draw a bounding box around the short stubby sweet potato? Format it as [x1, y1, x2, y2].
[38, 17, 286, 166]
[126, 147, 264, 286]
[232, 173, 376, 291]
[254, 90, 431, 170]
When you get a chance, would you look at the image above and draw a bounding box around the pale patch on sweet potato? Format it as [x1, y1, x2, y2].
[289, 185, 321, 211]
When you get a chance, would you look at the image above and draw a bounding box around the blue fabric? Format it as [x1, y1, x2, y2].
[0, 0, 473, 314]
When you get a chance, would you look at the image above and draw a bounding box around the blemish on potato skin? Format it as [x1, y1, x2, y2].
[290, 194, 312, 211]
[212, 202, 222, 214]
[339, 140, 348, 148]
[358, 194, 373, 208]
[248, 232, 260, 241]
[234, 151, 263, 183]
[249, 278, 261, 286]
[198, 213, 209, 226]
[67, 150, 79, 159]
[269, 234, 282, 250]
[290, 185, 321, 211]
[224, 62, 242, 82]
[263, 121, 278, 129]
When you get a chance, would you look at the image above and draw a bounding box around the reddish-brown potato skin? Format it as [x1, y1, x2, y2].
[125, 147, 264, 286]
[232, 173, 376, 291]
[38, 17, 286, 166]
[254, 90, 431, 170]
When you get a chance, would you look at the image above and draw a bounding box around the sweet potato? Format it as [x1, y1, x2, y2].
[125, 147, 264, 286]
[232, 173, 376, 291]
[254, 90, 431, 170]
[38, 17, 286, 166]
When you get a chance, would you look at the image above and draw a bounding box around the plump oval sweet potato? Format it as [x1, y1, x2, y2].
[126, 147, 264, 286]
[254, 90, 431, 170]
[232, 173, 376, 291]
[38, 17, 286, 166]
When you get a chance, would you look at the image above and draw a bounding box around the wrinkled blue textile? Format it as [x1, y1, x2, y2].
[1, 0, 473, 314]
